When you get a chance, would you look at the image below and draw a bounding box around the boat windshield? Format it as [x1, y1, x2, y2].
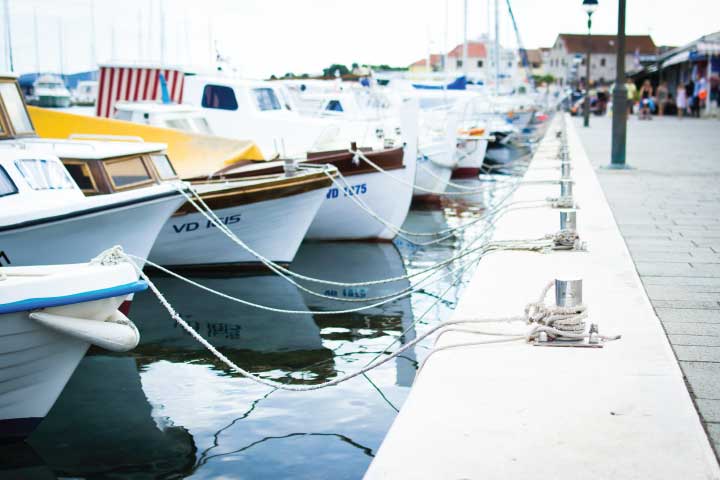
[0, 166, 17, 197]
[15, 159, 77, 191]
[0, 83, 34, 134]
[253, 88, 282, 111]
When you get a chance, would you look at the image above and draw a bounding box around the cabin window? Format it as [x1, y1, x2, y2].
[192, 117, 213, 134]
[63, 161, 97, 192]
[325, 100, 343, 112]
[105, 156, 153, 189]
[0, 166, 17, 197]
[15, 159, 76, 191]
[0, 83, 33, 134]
[150, 154, 177, 180]
[252, 88, 282, 111]
[114, 109, 133, 121]
[202, 85, 238, 110]
[165, 118, 193, 132]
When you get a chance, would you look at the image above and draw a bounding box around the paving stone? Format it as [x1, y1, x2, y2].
[656, 308, 720, 324]
[664, 322, 720, 336]
[679, 361, 720, 399]
[635, 262, 696, 276]
[705, 423, 720, 451]
[669, 335, 720, 347]
[643, 277, 720, 287]
[653, 299, 720, 309]
[696, 400, 720, 423]
[674, 346, 720, 362]
[645, 285, 720, 301]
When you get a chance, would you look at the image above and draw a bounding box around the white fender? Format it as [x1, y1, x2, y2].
[29, 310, 140, 352]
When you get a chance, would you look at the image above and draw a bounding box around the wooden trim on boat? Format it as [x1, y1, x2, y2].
[174, 170, 334, 215]
[198, 146, 405, 182]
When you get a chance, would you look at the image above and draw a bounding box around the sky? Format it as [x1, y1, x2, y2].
[3, 0, 719, 78]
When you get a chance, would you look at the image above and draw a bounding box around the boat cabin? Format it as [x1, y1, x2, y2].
[20, 138, 178, 196]
[113, 102, 213, 135]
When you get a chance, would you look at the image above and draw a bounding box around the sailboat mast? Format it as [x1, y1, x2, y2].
[89, 0, 96, 70]
[462, 0, 468, 76]
[33, 8, 40, 73]
[57, 17, 64, 75]
[3, 0, 12, 72]
[494, 0, 500, 94]
[159, 0, 166, 64]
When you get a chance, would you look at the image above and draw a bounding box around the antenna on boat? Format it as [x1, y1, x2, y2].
[2, 0, 13, 72]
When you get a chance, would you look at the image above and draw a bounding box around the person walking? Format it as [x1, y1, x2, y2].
[676, 83, 687, 118]
[656, 81, 669, 116]
[626, 78, 637, 115]
[639, 79, 653, 120]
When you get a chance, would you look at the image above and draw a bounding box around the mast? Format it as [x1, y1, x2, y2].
[3, 0, 12, 72]
[462, 0, 468, 76]
[57, 17, 64, 75]
[138, 8, 143, 61]
[494, 0, 500, 94]
[159, 0, 166, 64]
[33, 8, 40, 73]
[89, 0, 96, 72]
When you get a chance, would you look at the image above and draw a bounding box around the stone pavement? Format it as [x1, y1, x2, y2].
[575, 114, 720, 456]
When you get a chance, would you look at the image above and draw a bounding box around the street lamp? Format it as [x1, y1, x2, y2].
[582, 0, 598, 127]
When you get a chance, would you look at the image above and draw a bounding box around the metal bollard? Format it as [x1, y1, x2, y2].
[555, 278, 583, 308]
[560, 179, 573, 198]
[561, 161, 571, 178]
[283, 158, 297, 177]
[560, 209, 577, 232]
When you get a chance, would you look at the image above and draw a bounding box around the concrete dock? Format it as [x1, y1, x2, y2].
[365, 115, 720, 479]
[575, 115, 720, 455]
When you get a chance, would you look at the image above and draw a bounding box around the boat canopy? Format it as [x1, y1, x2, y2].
[28, 106, 264, 179]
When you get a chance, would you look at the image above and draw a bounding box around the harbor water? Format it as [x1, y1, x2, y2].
[9, 140, 537, 480]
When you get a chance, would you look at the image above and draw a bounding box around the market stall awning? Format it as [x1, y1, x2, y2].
[662, 51, 689, 68]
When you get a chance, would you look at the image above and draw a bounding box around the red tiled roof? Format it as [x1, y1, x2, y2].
[447, 42, 487, 58]
[556, 34, 656, 54]
[410, 53, 443, 67]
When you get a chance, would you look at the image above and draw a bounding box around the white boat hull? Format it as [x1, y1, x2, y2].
[305, 164, 414, 240]
[0, 195, 182, 267]
[453, 138, 490, 178]
[149, 188, 327, 267]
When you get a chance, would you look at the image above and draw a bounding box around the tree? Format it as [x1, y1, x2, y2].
[322, 64, 350, 77]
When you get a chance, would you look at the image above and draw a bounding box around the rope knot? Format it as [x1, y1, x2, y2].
[90, 246, 129, 266]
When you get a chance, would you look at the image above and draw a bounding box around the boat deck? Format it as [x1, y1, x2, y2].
[364, 115, 720, 479]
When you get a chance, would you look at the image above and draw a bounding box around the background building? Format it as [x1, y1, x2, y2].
[546, 33, 657, 86]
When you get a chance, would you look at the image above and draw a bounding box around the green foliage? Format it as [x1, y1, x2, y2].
[532, 74, 556, 84]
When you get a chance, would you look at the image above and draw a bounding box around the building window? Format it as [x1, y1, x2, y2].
[325, 100, 343, 112]
[201, 84, 238, 110]
[581, 58, 586, 66]
[456, 59, 463, 68]
[477, 60, 483, 68]
[600, 58, 606, 67]
[508, 61, 512, 68]
[0, 166, 17, 197]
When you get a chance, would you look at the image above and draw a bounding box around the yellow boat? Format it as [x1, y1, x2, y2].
[28, 106, 265, 179]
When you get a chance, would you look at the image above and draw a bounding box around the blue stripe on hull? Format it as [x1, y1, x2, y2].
[0, 280, 148, 315]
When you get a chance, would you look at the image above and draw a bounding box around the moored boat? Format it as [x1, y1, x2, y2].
[30, 74, 72, 108]
[34, 137, 334, 269]
[0, 255, 145, 440]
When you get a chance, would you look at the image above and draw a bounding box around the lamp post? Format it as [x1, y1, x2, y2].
[610, 0, 628, 167]
[582, 0, 598, 127]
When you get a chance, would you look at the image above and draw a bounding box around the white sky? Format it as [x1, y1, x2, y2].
[4, 0, 720, 78]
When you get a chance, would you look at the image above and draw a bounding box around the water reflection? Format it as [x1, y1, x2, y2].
[28, 355, 196, 478]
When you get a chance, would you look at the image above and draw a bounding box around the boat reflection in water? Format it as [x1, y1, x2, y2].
[26, 355, 196, 479]
[291, 241, 417, 387]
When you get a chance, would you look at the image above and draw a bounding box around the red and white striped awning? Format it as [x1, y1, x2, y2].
[95, 65, 185, 118]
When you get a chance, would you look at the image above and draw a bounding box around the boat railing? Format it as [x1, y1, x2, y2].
[69, 133, 146, 143]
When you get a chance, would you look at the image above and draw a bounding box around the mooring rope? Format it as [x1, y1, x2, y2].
[94, 247, 613, 392]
